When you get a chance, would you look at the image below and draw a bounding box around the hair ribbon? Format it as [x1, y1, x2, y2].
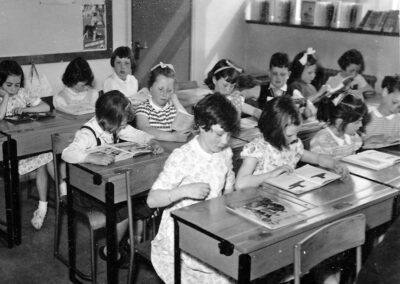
[299, 47, 316, 65]
[150, 62, 175, 72]
[214, 60, 243, 75]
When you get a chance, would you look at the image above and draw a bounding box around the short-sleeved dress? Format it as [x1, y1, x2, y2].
[240, 136, 304, 175]
[310, 127, 362, 159]
[0, 88, 53, 175]
[151, 137, 235, 284]
[135, 99, 177, 131]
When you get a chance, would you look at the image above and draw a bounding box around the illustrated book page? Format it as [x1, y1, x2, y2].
[85, 141, 152, 162]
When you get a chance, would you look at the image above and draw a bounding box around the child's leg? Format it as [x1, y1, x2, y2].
[31, 164, 49, 230]
[46, 161, 67, 197]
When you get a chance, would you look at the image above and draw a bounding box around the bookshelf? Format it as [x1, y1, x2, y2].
[246, 20, 400, 37]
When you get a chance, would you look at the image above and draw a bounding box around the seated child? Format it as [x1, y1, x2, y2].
[288, 47, 329, 104]
[310, 93, 368, 159]
[326, 49, 374, 99]
[204, 59, 261, 119]
[235, 95, 348, 191]
[62, 90, 163, 262]
[54, 57, 99, 115]
[363, 75, 400, 148]
[147, 93, 240, 284]
[0, 60, 53, 230]
[135, 62, 192, 142]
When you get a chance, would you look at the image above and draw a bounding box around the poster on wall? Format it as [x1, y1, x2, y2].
[82, 3, 106, 50]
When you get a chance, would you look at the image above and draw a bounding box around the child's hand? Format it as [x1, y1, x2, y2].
[13, 107, 25, 115]
[268, 165, 294, 179]
[331, 161, 349, 180]
[183, 182, 211, 200]
[86, 153, 115, 166]
[0, 88, 9, 97]
[148, 140, 164, 155]
[319, 84, 329, 94]
[174, 130, 191, 142]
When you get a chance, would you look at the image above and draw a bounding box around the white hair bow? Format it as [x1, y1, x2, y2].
[214, 60, 243, 75]
[150, 62, 175, 72]
[299, 47, 316, 65]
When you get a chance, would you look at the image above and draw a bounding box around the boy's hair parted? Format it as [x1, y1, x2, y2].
[95, 90, 134, 133]
[269, 52, 291, 69]
[204, 59, 243, 90]
[110, 46, 137, 73]
[194, 93, 240, 135]
[317, 92, 368, 133]
[258, 95, 301, 150]
[62, 57, 94, 88]
[147, 63, 176, 88]
[288, 49, 318, 85]
[337, 49, 365, 73]
[0, 60, 25, 88]
[382, 74, 400, 93]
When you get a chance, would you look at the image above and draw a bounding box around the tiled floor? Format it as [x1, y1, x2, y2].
[0, 180, 163, 284]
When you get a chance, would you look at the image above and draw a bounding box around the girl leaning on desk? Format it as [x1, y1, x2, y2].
[0, 60, 52, 231]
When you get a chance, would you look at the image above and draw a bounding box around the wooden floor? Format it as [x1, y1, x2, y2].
[0, 179, 163, 284]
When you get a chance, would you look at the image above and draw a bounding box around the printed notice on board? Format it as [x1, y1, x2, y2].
[82, 3, 106, 50]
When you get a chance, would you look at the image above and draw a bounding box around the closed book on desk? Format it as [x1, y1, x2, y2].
[86, 141, 152, 162]
[342, 150, 400, 170]
[265, 164, 340, 195]
[226, 195, 307, 230]
[5, 112, 55, 124]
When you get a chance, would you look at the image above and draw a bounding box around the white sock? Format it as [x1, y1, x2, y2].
[59, 181, 67, 197]
[38, 200, 48, 213]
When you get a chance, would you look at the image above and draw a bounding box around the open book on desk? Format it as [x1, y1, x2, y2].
[5, 112, 55, 124]
[264, 164, 341, 195]
[85, 141, 153, 162]
[171, 111, 194, 131]
[226, 194, 307, 230]
[311, 76, 354, 104]
[342, 150, 400, 171]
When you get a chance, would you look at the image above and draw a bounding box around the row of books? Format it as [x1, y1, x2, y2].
[358, 10, 399, 33]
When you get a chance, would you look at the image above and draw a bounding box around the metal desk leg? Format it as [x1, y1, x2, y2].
[174, 218, 181, 284]
[2, 139, 14, 248]
[105, 182, 118, 284]
[9, 139, 20, 245]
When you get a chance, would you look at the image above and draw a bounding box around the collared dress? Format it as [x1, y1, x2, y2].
[53, 87, 98, 115]
[135, 99, 177, 131]
[151, 137, 235, 284]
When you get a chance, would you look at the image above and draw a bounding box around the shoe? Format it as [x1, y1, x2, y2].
[31, 208, 47, 230]
[98, 245, 128, 268]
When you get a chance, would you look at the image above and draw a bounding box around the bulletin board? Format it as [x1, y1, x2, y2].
[0, 0, 112, 65]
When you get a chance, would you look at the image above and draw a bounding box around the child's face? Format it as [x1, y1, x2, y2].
[2, 75, 21, 96]
[270, 66, 290, 89]
[213, 77, 235, 95]
[150, 75, 174, 107]
[342, 64, 361, 78]
[113, 56, 131, 81]
[72, 81, 89, 93]
[284, 123, 299, 145]
[344, 118, 363, 136]
[300, 64, 316, 84]
[199, 124, 231, 153]
[384, 89, 400, 114]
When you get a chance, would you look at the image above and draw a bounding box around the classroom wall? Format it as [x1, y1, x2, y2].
[19, 0, 131, 95]
[191, 0, 247, 85]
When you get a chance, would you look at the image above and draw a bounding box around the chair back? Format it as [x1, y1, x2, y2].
[294, 214, 366, 284]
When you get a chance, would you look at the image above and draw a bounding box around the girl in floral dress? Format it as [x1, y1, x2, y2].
[147, 93, 240, 284]
[0, 60, 52, 230]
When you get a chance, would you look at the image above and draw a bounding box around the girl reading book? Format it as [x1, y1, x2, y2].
[235, 95, 348, 191]
[310, 92, 368, 159]
[0, 60, 53, 230]
[147, 93, 240, 284]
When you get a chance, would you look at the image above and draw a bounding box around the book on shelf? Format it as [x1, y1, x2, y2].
[331, 1, 357, 29]
[373, 11, 390, 32]
[226, 194, 307, 230]
[85, 141, 153, 162]
[301, 0, 316, 26]
[264, 164, 341, 195]
[358, 10, 372, 30]
[362, 11, 384, 31]
[382, 10, 400, 33]
[342, 150, 400, 170]
[171, 111, 194, 131]
[313, 1, 334, 27]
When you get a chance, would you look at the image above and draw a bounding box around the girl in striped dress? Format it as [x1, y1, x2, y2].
[136, 63, 192, 142]
[310, 92, 368, 159]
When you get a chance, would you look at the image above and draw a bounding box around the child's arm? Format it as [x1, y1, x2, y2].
[240, 85, 261, 100]
[301, 150, 349, 178]
[147, 182, 210, 208]
[0, 89, 9, 119]
[13, 100, 50, 115]
[235, 157, 293, 190]
[242, 102, 262, 120]
[309, 85, 329, 103]
[136, 114, 191, 142]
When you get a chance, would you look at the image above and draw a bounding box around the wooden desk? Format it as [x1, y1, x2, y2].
[0, 113, 90, 246]
[171, 175, 397, 283]
[67, 152, 170, 284]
